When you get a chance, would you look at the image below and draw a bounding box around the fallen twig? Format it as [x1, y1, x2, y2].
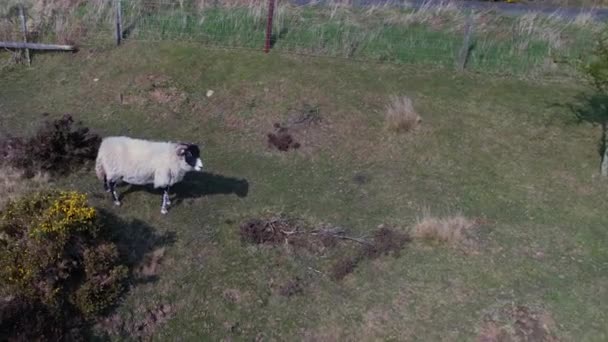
[307, 266, 325, 276]
[311, 226, 373, 246]
[334, 235, 373, 246]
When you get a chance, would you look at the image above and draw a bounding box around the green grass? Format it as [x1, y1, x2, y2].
[1, 42, 608, 340]
[126, 4, 599, 74]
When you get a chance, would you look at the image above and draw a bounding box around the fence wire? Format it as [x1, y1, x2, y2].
[0, 0, 596, 77]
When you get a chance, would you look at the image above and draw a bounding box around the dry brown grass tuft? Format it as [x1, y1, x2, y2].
[385, 95, 421, 133]
[385, 0, 464, 29]
[572, 8, 600, 28]
[0, 166, 49, 209]
[411, 210, 476, 244]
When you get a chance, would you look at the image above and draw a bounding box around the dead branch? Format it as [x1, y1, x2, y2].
[333, 235, 373, 246]
[311, 226, 373, 246]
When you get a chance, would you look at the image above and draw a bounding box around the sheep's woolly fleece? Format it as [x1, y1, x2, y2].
[95, 136, 203, 189]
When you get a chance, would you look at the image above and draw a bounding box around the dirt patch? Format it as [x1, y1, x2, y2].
[239, 213, 412, 286]
[149, 87, 187, 107]
[240, 215, 323, 253]
[353, 172, 371, 185]
[99, 304, 174, 340]
[478, 321, 509, 342]
[119, 94, 147, 106]
[362, 307, 395, 340]
[364, 226, 411, 258]
[222, 289, 243, 304]
[132, 304, 175, 338]
[239, 216, 355, 253]
[264, 103, 324, 152]
[239, 215, 410, 282]
[122, 74, 188, 112]
[137, 247, 165, 278]
[239, 217, 297, 245]
[330, 257, 359, 281]
[331, 226, 411, 281]
[135, 74, 171, 89]
[278, 277, 304, 297]
[319, 231, 339, 248]
[267, 123, 301, 152]
[478, 304, 558, 342]
[285, 103, 322, 127]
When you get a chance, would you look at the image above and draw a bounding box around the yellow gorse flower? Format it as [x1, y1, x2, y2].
[2, 190, 98, 283]
[29, 191, 97, 238]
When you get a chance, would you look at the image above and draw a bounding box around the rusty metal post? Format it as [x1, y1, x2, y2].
[264, 0, 275, 53]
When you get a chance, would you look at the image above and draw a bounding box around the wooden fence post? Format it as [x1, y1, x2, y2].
[18, 4, 30, 65]
[115, 0, 123, 45]
[457, 13, 474, 71]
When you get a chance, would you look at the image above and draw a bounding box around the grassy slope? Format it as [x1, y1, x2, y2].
[1, 43, 608, 340]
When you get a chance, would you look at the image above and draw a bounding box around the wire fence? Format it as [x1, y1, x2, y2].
[0, 0, 599, 76]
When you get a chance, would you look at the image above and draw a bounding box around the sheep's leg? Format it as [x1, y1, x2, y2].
[165, 190, 171, 206]
[103, 175, 110, 192]
[109, 180, 121, 206]
[161, 186, 170, 215]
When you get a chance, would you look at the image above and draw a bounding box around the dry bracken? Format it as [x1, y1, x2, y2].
[412, 211, 476, 244]
[385, 95, 422, 133]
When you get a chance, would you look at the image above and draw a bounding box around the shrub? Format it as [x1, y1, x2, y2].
[0, 190, 128, 339]
[582, 30, 608, 176]
[585, 29, 608, 92]
[384, 95, 422, 133]
[0, 114, 101, 177]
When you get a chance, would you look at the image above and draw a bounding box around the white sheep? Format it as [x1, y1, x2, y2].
[95, 136, 204, 214]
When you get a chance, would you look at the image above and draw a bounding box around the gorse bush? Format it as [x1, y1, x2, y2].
[0, 190, 128, 339]
[0, 114, 101, 177]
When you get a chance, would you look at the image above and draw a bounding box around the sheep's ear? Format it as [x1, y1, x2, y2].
[176, 146, 187, 156]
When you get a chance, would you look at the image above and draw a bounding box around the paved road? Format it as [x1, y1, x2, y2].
[291, 0, 608, 20]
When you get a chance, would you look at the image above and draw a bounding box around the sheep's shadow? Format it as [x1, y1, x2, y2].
[98, 209, 177, 286]
[117, 172, 249, 207]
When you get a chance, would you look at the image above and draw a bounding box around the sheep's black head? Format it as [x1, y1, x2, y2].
[177, 143, 203, 171]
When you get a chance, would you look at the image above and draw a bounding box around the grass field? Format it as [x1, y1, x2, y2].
[1, 41, 608, 340]
[0, 0, 602, 76]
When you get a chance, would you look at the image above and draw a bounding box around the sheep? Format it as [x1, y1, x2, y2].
[95, 136, 204, 214]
